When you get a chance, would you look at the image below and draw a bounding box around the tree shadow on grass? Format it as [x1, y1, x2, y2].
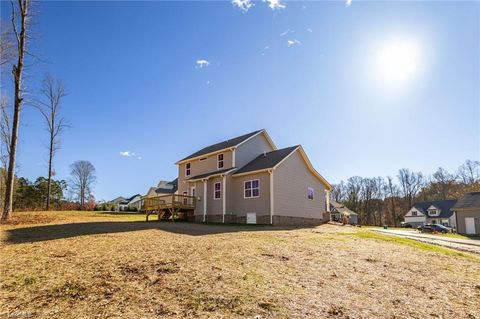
[3, 220, 303, 244]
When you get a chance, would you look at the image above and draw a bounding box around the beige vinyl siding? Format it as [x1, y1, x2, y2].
[193, 181, 204, 216]
[273, 150, 326, 219]
[235, 133, 274, 169]
[206, 176, 223, 215]
[231, 172, 271, 218]
[177, 150, 233, 194]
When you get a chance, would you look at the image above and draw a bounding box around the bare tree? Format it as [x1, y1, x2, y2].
[0, 96, 11, 170]
[345, 176, 362, 221]
[457, 160, 480, 185]
[397, 168, 424, 210]
[385, 176, 400, 226]
[331, 181, 346, 202]
[0, 21, 16, 67]
[69, 161, 96, 209]
[431, 167, 456, 200]
[2, 0, 32, 223]
[35, 74, 68, 210]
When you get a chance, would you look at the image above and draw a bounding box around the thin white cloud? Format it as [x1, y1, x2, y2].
[263, 0, 286, 10]
[232, 0, 254, 12]
[195, 59, 210, 69]
[120, 151, 142, 160]
[206, 80, 210, 85]
[346, 0, 352, 6]
[307, 28, 313, 33]
[280, 29, 293, 37]
[287, 39, 301, 47]
[120, 151, 134, 157]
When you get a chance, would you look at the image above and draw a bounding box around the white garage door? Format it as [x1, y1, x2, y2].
[465, 218, 476, 235]
[246, 212, 257, 224]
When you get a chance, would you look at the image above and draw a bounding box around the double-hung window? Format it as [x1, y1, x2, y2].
[185, 163, 191, 176]
[244, 179, 259, 198]
[214, 182, 221, 199]
[217, 153, 224, 169]
[307, 187, 314, 200]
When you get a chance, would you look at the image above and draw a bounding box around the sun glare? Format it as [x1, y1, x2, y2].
[376, 38, 422, 89]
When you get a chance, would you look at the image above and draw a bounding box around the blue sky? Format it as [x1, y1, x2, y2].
[1, 0, 479, 200]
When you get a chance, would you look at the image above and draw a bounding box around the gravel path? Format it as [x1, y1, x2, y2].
[372, 228, 480, 254]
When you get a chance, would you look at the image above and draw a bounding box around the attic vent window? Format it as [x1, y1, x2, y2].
[217, 153, 224, 169]
[199, 157, 207, 161]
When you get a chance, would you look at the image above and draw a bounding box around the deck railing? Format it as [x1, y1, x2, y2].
[143, 194, 196, 211]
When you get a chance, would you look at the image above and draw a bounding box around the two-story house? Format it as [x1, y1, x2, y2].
[403, 199, 457, 228]
[174, 129, 332, 225]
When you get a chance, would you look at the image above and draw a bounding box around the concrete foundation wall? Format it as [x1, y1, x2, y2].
[272, 215, 324, 226]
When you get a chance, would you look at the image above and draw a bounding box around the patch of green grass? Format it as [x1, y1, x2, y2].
[11, 274, 38, 287]
[353, 231, 480, 262]
[442, 233, 480, 240]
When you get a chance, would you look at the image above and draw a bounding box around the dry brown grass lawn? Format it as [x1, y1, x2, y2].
[1, 211, 479, 319]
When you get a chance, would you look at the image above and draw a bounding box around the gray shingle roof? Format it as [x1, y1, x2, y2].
[180, 130, 264, 162]
[187, 168, 236, 181]
[330, 200, 358, 216]
[412, 199, 457, 218]
[233, 146, 299, 175]
[155, 178, 178, 194]
[453, 192, 480, 210]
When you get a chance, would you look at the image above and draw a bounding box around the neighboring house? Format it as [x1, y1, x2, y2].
[119, 194, 142, 211]
[107, 196, 126, 206]
[330, 200, 358, 225]
[403, 200, 457, 228]
[144, 179, 178, 198]
[175, 129, 332, 225]
[453, 192, 480, 235]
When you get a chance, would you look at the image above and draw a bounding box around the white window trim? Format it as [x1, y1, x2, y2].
[214, 182, 221, 200]
[217, 153, 224, 169]
[307, 187, 314, 200]
[244, 179, 260, 199]
[185, 163, 191, 176]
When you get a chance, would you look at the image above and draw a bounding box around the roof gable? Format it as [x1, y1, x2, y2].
[233, 146, 298, 176]
[412, 200, 457, 218]
[232, 145, 332, 190]
[176, 129, 276, 164]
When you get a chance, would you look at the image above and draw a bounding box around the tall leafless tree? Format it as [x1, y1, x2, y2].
[397, 168, 424, 209]
[457, 160, 480, 185]
[0, 21, 16, 68]
[1, 0, 32, 223]
[385, 176, 400, 226]
[35, 74, 68, 210]
[431, 167, 455, 200]
[69, 160, 96, 209]
[331, 181, 346, 202]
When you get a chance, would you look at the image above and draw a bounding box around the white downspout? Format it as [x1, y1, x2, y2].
[203, 179, 207, 222]
[269, 169, 274, 225]
[222, 174, 226, 223]
[232, 148, 236, 167]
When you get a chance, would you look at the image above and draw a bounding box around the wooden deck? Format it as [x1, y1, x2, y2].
[143, 194, 196, 221]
